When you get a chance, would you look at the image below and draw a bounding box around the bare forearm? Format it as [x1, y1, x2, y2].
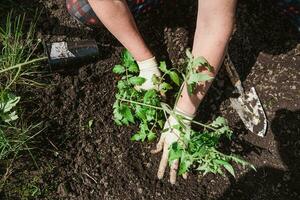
[88, 0, 152, 61]
[176, 0, 237, 115]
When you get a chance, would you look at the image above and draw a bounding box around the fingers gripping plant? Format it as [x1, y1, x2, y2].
[113, 50, 254, 177]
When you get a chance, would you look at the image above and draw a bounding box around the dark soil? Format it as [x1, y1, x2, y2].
[1, 0, 300, 199]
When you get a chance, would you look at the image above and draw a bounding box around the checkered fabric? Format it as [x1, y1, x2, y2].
[66, 0, 162, 27]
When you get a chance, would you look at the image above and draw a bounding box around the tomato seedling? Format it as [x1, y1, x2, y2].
[113, 50, 254, 177]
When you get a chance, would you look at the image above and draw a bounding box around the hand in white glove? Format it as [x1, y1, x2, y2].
[136, 57, 161, 90]
[151, 107, 194, 184]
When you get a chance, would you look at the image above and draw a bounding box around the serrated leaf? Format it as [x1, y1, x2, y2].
[128, 63, 139, 73]
[146, 109, 156, 121]
[214, 159, 235, 177]
[120, 105, 134, 124]
[168, 143, 182, 163]
[187, 73, 213, 85]
[178, 153, 193, 175]
[216, 126, 231, 136]
[144, 89, 156, 101]
[135, 106, 147, 121]
[211, 117, 227, 128]
[117, 80, 126, 90]
[129, 77, 145, 85]
[113, 65, 125, 74]
[169, 71, 181, 86]
[193, 57, 208, 68]
[123, 50, 135, 63]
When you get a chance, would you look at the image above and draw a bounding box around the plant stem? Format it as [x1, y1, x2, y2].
[119, 98, 218, 131]
[0, 57, 47, 74]
[119, 98, 163, 110]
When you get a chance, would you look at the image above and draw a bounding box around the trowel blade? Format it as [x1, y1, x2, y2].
[230, 87, 267, 137]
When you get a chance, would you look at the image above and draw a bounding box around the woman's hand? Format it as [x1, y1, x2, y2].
[151, 109, 193, 184]
[136, 57, 161, 91]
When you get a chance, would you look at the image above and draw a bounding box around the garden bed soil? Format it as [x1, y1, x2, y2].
[1, 0, 300, 199]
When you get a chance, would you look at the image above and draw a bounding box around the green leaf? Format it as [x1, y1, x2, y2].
[178, 153, 193, 175]
[146, 109, 156, 121]
[0, 93, 20, 123]
[160, 82, 173, 92]
[0, 93, 20, 113]
[135, 106, 147, 121]
[113, 103, 125, 126]
[129, 77, 145, 85]
[131, 132, 146, 141]
[112, 65, 125, 74]
[169, 71, 181, 86]
[151, 74, 160, 85]
[117, 80, 126, 90]
[214, 159, 235, 177]
[168, 143, 182, 163]
[159, 61, 168, 73]
[143, 90, 157, 103]
[157, 120, 164, 128]
[131, 123, 149, 141]
[211, 117, 228, 128]
[193, 57, 208, 68]
[128, 63, 139, 73]
[147, 131, 156, 141]
[120, 105, 134, 125]
[187, 73, 213, 85]
[186, 49, 193, 59]
[187, 83, 195, 95]
[3, 111, 18, 122]
[123, 50, 135, 63]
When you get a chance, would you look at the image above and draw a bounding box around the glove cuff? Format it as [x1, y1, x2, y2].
[137, 57, 158, 71]
[174, 106, 195, 121]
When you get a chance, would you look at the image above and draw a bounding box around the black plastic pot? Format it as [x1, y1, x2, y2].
[45, 40, 99, 69]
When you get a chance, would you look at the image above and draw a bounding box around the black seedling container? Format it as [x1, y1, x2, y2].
[45, 40, 99, 69]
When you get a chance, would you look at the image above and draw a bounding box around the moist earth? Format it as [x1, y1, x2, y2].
[1, 0, 300, 199]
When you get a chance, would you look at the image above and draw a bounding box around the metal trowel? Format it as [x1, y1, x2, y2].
[224, 53, 267, 137]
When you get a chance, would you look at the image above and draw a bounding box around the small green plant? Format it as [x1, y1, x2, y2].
[0, 91, 43, 160]
[184, 50, 214, 94]
[113, 51, 181, 142]
[168, 114, 254, 176]
[113, 49, 254, 177]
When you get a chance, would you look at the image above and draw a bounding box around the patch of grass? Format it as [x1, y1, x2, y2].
[0, 10, 47, 194]
[0, 10, 47, 90]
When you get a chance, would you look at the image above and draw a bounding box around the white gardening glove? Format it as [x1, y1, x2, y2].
[151, 106, 195, 184]
[136, 57, 161, 90]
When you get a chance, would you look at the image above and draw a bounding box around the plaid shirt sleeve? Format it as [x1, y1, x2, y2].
[66, 0, 162, 27]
